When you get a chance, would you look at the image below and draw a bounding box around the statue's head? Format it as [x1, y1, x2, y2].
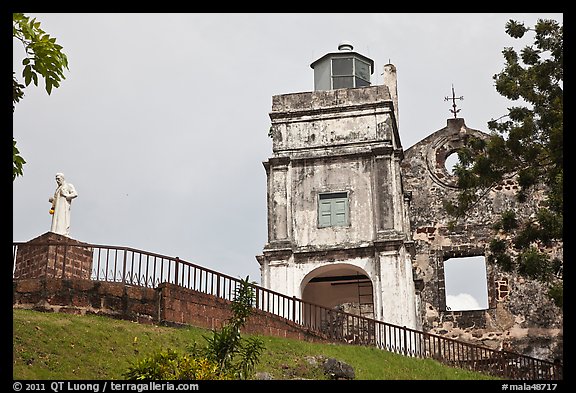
[55, 173, 65, 185]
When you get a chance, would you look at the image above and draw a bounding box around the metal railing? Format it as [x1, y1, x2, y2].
[12, 241, 563, 380]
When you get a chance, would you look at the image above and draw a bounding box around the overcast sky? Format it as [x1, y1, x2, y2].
[13, 13, 563, 308]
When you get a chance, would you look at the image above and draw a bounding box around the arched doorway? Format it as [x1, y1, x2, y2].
[301, 263, 374, 319]
[299, 263, 376, 343]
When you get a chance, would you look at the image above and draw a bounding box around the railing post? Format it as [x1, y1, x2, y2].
[174, 257, 180, 287]
[12, 244, 17, 277]
[122, 249, 127, 284]
[403, 326, 407, 356]
[292, 296, 296, 323]
[500, 351, 507, 379]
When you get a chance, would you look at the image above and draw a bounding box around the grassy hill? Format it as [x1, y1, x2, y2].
[13, 308, 498, 380]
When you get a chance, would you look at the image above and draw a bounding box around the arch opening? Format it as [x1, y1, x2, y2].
[301, 264, 374, 319]
[444, 151, 461, 175]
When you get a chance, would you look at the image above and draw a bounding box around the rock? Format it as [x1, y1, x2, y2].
[304, 355, 325, 366]
[322, 357, 355, 380]
[255, 371, 274, 380]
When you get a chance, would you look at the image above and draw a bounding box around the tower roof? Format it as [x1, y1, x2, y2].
[310, 42, 374, 72]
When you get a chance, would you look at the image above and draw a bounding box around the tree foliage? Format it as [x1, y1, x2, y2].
[13, 13, 69, 180]
[124, 276, 265, 380]
[444, 19, 563, 302]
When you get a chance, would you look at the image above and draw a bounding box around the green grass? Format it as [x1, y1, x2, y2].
[13, 309, 498, 380]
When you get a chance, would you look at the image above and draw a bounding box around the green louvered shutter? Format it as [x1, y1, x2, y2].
[318, 192, 349, 227]
[319, 200, 333, 227]
[333, 199, 347, 226]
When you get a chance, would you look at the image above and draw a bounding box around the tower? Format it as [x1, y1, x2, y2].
[256, 43, 420, 329]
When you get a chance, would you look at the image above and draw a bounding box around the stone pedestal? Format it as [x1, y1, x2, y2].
[13, 232, 93, 280]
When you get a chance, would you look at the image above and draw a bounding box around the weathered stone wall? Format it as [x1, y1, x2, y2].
[258, 85, 419, 330]
[13, 278, 332, 343]
[401, 117, 563, 363]
[269, 86, 398, 152]
[290, 157, 374, 247]
[158, 283, 328, 341]
[13, 278, 158, 324]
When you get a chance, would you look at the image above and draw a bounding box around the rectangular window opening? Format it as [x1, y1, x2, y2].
[318, 192, 349, 228]
[444, 256, 489, 311]
[331, 57, 371, 89]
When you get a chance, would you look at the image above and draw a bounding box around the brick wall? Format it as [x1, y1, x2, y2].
[13, 278, 331, 343]
[13, 232, 93, 280]
[13, 278, 158, 324]
[158, 283, 329, 341]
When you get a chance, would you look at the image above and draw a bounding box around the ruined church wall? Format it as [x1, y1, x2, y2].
[400, 118, 563, 363]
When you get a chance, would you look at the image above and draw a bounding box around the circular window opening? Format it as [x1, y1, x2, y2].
[444, 151, 461, 175]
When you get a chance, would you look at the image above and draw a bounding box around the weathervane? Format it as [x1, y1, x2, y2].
[444, 84, 464, 118]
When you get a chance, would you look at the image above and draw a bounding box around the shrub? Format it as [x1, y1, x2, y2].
[123, 276, 264, 380]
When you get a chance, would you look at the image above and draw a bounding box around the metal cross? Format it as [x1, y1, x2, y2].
[444, 85, 464, 118]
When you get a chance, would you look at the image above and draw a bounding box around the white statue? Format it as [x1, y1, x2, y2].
[49, 172, 78, 236]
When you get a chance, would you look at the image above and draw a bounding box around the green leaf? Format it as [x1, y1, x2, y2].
[505, 20, 527, 39]
[23, 65, 32, 86]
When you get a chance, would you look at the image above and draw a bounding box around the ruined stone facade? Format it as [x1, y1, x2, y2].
[257, 44, 562, 364]
[401, 118, 563, 363]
